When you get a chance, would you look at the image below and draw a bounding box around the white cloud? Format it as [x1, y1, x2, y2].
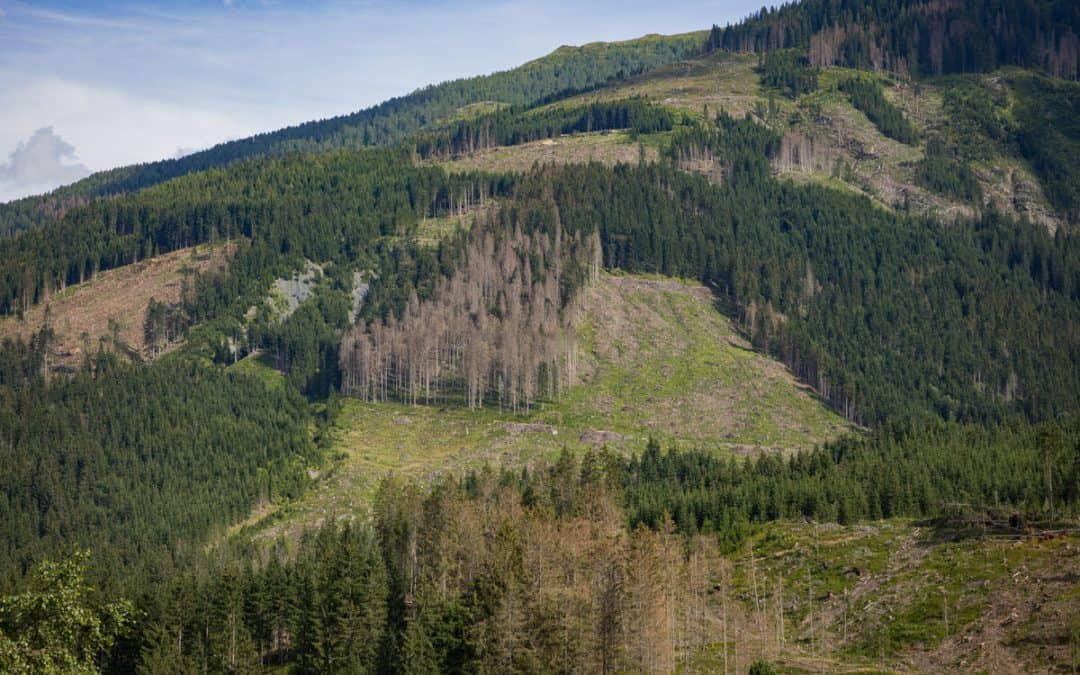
[172, 146, 203, 159]
[0, 75, 287, 200]
[0, 127, 90, 202]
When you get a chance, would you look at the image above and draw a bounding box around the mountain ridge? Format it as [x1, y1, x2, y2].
[0, 31, 706, 238]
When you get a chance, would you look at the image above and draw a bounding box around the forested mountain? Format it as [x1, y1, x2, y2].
[0, 33, 703, 238]
[1, 1, 1079, 672]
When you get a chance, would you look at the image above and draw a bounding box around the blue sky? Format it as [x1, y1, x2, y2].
[0, 0, 761, 201]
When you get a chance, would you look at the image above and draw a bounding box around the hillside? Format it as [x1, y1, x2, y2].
[0, 243, 231, 371]
[0, 2, 1078, 672]
[710, 520, 1079, 673]
[436, 131, 659, 174]
[0, 32, 705, 238]
[442, 50, 1074, 229]
[233, 272, 848, 542]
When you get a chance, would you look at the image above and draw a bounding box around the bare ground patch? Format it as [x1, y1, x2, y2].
[0, 243, 233, 371]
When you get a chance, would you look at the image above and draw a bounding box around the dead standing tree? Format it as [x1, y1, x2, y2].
[340, 210, 602, 413]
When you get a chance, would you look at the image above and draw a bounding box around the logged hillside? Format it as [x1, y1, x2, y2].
[457, 51, 1076, 229]
[1, 4, 1079, 670]
[234, 272, 848, 542]
[0, 243, 231, 371]
[151, 419, 1080, 674]
[3, 128, 1077, 424]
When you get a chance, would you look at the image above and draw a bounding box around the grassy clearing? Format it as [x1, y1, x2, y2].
[408, 201, 498, 246]
[448, 100, 508, 121]
[239, 272, 848, 542]
[553, 51, 764, 120]
[430, 54, 1061, 230]
[560, 273, 847, 451]
[228, 351, 286, 392]
[435, 131, 657, 174]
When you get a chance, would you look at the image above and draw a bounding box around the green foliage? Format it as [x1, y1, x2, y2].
[936, 73, 1079, 221]
[759, 49, 818, 98]
[0, 147, 512, 342]
[512, 155, 1078, 424]
[668, 109, 780, 180]
[620, 418, 1080, 548]
[838, 76, 918, 144]
[0, 351, 317, 588]
[1011, 74, 1080, 222]
[939, 79, 1013, 163]
[125, 414, 1079, 672]
[137, 523, 386, 674]
[916, 137, 982, 202]
[707, 0, 1079, 80]
[0, 551, 133, 674]
[749, 659, 778, 675]
[253, 270, 353, 396]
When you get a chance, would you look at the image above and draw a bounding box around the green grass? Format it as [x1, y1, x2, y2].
[448, 100, 508, 121]
[235, 272, 848, 542]
[409, 201, 499, 246]
[228, 351, 286, 392]
[557, 273, 846, 450]
[553, 50, 764, 120]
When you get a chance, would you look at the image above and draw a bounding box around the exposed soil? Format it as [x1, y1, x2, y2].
[0, 243, 233, 372]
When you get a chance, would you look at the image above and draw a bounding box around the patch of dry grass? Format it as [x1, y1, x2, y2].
[434, 132, 656, 174]
[0, 242, 233, 371]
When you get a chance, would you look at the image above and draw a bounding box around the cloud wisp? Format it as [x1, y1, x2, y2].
[0, 127, 91, 202]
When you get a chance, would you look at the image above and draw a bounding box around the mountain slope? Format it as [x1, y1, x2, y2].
[0, 243, 231, 371]
[0, 32, 704, 238]
[233, 272, 848, 542]
[0, 3, 1077, 671]
[707, 0, 1079, 79]
[471, 50, 1076, 229]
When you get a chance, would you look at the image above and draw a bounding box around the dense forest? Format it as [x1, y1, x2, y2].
[916, 137, 983, 203]
[624, 419, 1080, 546]
[707, 0, 1079, 79]
[758, 49, 819, 98]
[0, 148, 510, 317]
[837, 76, 918, 144]
[411, 99, 675, 160]
[0, 345, 318, 592]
